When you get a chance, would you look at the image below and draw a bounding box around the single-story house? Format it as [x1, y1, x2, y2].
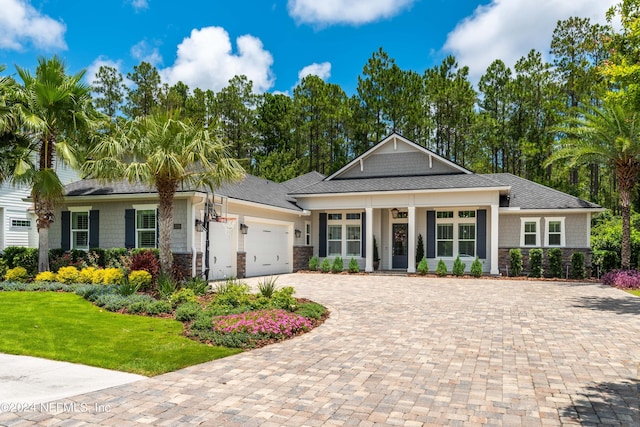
[50, 133, 604, 278]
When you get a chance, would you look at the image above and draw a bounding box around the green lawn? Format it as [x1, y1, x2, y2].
[0, 291, 240, 376]
[627, 290, 640, 297]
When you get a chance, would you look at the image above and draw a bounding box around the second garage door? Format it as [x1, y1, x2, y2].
[245, 220, 292, 277]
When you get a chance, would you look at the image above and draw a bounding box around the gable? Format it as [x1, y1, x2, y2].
[329, 133, 470, 180]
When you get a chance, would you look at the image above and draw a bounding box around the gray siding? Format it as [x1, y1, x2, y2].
[498, 213, 589, 248]
[339, 152, 461, 179]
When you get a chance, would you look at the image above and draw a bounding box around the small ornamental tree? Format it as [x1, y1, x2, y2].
[529, 248, 543, 278]
[570, 252, 586, 279]
[452, 256, 465, 276]
[308, 256, 319, 271]
[417, 257, 429, 275]
[332, 256, 343, 273]
[548, 248, 563, 278]
[436, 259, 448, 277]
[470, 257, 483, 277]
[509, 248, 523, 276]
[416, 234, 425, 263]
[348, 258, 360, 273]
[320, 258, 331, 273]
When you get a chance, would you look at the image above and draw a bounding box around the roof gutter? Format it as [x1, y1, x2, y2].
[291, 186, 512, 198]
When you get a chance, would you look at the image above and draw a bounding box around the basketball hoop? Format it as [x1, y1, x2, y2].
[215, 217, 236, 223]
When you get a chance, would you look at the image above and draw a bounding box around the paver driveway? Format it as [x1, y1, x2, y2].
[1, 273, 639, 426]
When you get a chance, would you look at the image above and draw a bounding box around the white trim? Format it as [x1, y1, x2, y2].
[407, 206, 416, 273]
[365, 207, 373, 272]
[520, 217, 541, 247]
[490, 204, 499, 275]
[68, 206, 92, 212]
[292, 186, 511, 198]
[544, 217, 566, 247]
[132, 203, 158, 210]
[501, 207, 605, 214]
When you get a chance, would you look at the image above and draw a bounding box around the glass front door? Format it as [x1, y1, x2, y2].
[392, 223, 408, 269]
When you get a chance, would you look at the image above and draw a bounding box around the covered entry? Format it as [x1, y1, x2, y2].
[244, 218, 293, 277]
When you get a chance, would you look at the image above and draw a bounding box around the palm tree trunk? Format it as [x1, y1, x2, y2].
[37, 226, 49, 272]
[157, 179, 177, 275]
[617, 162, 640, 270]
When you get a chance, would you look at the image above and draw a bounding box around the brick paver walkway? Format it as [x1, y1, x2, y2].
[1, 274, 639, 426]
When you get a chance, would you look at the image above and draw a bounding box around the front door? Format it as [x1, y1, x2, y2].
[392, 223, 408, 269]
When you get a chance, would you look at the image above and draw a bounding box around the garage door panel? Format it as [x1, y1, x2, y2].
[246, 222, 291, 277]
[208, 222, 235, 280]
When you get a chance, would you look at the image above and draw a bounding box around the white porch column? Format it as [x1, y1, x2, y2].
[365, 207, 373, 272]
[490, 204, 499, 275]
[407, 206, 416, 273]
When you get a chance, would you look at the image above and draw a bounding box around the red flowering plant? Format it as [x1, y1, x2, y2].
[212, 309, 312, 339]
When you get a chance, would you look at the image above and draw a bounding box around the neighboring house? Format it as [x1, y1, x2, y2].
[0, 163, 79, 251]
[49, 133, 603, 278]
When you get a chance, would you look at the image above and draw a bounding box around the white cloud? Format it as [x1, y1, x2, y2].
[443, 0, 618, 83]
[130, 0, 149, 11]
[160, 26, 274, 93]
[288, 0, 416, 26]
[298, 62, 332, 81]
[85, 57, 131, 88]
[0, 0, 66, 50]
[131, 40, 162, 65]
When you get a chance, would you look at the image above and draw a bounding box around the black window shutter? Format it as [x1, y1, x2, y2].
[477, 209, 487, 259]
[426, 211, 436, 258]
[319, 213, 327, 257]
[89, 210, 99, 249]
[125, 209, 135, 249]
[361, 211, 366, 258]
[61, 211, 70, 251]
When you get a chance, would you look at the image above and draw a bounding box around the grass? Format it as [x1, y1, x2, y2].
[626, 290, 640, 297]
[0, 291, 241, 376]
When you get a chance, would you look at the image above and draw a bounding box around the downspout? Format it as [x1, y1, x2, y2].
[192, 194, 207, 278]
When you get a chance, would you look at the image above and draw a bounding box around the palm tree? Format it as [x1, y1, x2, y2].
[83, 111, 244, 274]
[6, 57, 99, 272]
[548, 100, 640, 269]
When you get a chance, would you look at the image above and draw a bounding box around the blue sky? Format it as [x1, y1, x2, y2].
[0, 0, 616, 95]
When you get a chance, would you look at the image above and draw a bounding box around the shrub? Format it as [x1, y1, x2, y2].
[175, 302, 202, 321]
[331, 256, 343, 273]
[95, 294, 130, 311]
[101, 268, 125, 285]
[56, 266, 80, 284]
[570, 252, 586, 279]
[129, 250, 160, 285]
[452, 256, 465, 276]
[509, 248, 523, 276]
[169, 288, 197, 307]
[91, 269, 106, 285]
[295, 302, 327, 320]
[602, 269, 640, 289]
[212, 309, 312, 338]
[128, 270, 152, 290]
[257, 276, 278, 298]
[145, 300, 173, 315]
[0, 258, 7, 279]
[270, 286, 296, 311]
[182, 276, 210, 296]
[547, 248, 563, 278]
[436, 259, 448, 277]
[417, 257, 429, 275]
[416, 234, 425, 263]
[34, 271, 57, 282]
[212, 280, 252, 308]
[105, 248, 130, 269]
[86, 248, 106, 268]
[320, 258, 331, 273]
[308, 255, 319, 271]
[2, 247, 38, 276]
[348, 258, 359, 273]
[4, 266, 28, 282]
[117, 280, 140, 296]
[78, 267, 97, 283]
[470, 257, 483, 278]
[157, 273, 177, 298]
[529, 248, 543, 278]
[190, 311, 214, 331]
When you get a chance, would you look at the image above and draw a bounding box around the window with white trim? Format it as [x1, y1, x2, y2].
[435, 209, 477, 258]
[10, 219, 31, 229]
[327, 211, 362, 257]
[520, 217, 540, 247]
[305, 221, 311, 246]
[136, 209, 157, 248]
[545, 217, 565, 247]
[71, 212, 89, 250]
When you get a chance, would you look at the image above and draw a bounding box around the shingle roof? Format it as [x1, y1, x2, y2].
[63, 175, 304, 212]
[282, 171, 325, 192]
[482, 173, 602, 210]
[289, 173, 505, 195]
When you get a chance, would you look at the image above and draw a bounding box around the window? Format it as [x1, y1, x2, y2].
[520, 218, 540, 247]
[326, 211, 363, 257]
[327, 225, 342, 256]
[437, 223, 453, 257]
[72, 212, 89, 250]
[458, 224, 475, 257]
[305, 221, 311, 246]
[137, 209, 157, 248]
[11, 219, 31, 228]
[545, 217, 565, 247]
[435, 209, 477, 258]
[346, 225, 361, 256]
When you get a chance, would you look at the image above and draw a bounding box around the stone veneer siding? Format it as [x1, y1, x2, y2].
[294, 246, 314, 272]
[498, 247, 592, 278]
[237, 251, 246, 279]
[173, 252, 202, 280]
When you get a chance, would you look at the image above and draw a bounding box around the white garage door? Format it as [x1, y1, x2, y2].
[208, 221, 236, 280]
[245, 220, 292, 277]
